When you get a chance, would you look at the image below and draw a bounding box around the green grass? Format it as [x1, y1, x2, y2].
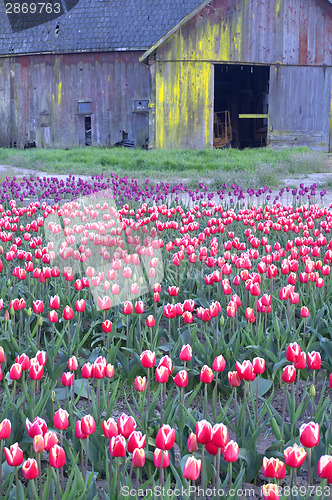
[0, 146, 327, 189]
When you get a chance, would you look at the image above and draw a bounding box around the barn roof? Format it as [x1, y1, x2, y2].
[0, 0, 204, 56]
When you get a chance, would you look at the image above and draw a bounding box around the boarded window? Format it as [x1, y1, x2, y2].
[77, 101, 92, 114]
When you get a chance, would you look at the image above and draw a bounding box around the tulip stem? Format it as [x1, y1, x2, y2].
[56, 469, 61, 500]
[234, 388, 238, 441]
[81, 441, 84, 485]
[216, 447, 221, 500]
[204, 383, 208, 420]
[200, 445, 205, 500]
[307, 447, 312, 486]
[37, 453, 43, 500]
[12, 379, 16, 405]
[160, 383, 163, 425]
[187, 479, 191, 500]
[116, 457, 120, 498]
[213, 373, 219, 420]
[30, 480, 34, 500]
[84, 435, 89, 484]
[281, 384, 288, 443]
[169, 319, 171, 357]
[97, 379, 101, 419]
[255, 375, 259, 427]
[87, 380, 91, 413]
[229, 462, 232, 490]
[0, 440, 3, 500]
[126, 316, 129, 346]
[15, 466, 19, 500]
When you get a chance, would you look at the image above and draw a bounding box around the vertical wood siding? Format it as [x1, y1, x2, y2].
[0, 52, 150, 148]
[150, 0, 332, 150]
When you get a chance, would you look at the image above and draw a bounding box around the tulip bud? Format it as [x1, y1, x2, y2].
[33, 435, 45, 454]
[155, 425, 176, 451]
[134, 376, 146, 392]
[223, 440, 239, 462]
[132, 448, 145, 468]
[153, 448, 169, 468]
[110, 435, 126, 457]
[187, 432, 198, 453]
[22, 458, 39, 480]
[49, 445, 66, 468]
[183, 456, 201, 480]
[299, 422, 319, 448]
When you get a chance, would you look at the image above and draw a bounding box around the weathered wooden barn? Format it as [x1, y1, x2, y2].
[0, 0, 331, 151]
[0, 0, 202, 148]
[141, 0, 332, 151]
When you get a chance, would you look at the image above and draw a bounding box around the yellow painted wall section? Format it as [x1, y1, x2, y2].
[155, 61, 211, 149]
[58, 82, 62, 106]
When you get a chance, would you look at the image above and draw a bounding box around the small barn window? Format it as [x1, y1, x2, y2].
[85, 117, 92, 146]
[77, 101, 92, 114]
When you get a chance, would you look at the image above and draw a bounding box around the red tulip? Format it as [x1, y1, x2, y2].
[49, 445, 66, 468]
[140, 350, 156, 368]
[127, 431, 146, 453]
[146, 315, 155, 327]
[68, 356, 78, 371]
[49, 310, 58, 323]
[236, 360, 255, 381]
[32, 300, 44, 314]
[180, 344, 192, 361]
[187, 432, 198, 453]
[301, 306, 309, 318]
[4, 443, 23, 466]
[74, 421, 87, 441]
[53, 409, 69, 430]
[200, 365, 213, 383]
[97, 296, 112, 311]
[196, 420, 212, 445]
[262, 457, 286, 479]
[262, 484, 280, 500]
[92, 362, 106, 379]
[117, 414, 136, 438]
[75, 299, 86, 312]
[102, 320, 112, 333]
[110, 435, 126, 457]
[26, 417, 47, 438]
[222, 440, 239, 462]
[205, 441, 219, 455]
[105, 364, 114, 378]
[155, 425, 176, 450]
[9, 363, 22, 380]
[155, 366, 169, 383]
[63, 305, 74, 320]
[153, 448, 169, 468]
[168, 286, 179, 296]
[158, 355, 172, 374]
[163, 303, 176, 319]
[282, 365, 296, 384]
[228, 371, 241, 387]
[82, 362, 93, 379]
[132, 375, 146, 393]
[212, 355, 226, 372]
[211, 423, 229, 450]
[294, 352, 306, 370]
[0, 347, 5, 364]
[183, 456, 201, 480]
[33, 435, 45, 454]
[284, 443, 307, 468]
[81, 415, 96, 436]
[286, 342, 301, 363]
[253, 357, 265, 375]
[62, 372, 74, 387]
[317, 455, 332, 478]
[134, 301, 145, 314]
[44, 431, 59, 451]
[307, 351, 321, 370]
[299, 422, 320, 448]
[102, 418, 118, 439]
[174, 370, 188, 388]
[22, 458, 39, 480]
[16, 353, 30, 371]
[50, 296, 60, 309]
[29, 362, 43, 381]
[122, 301, 133, 315]
[132, 448, 145, 468]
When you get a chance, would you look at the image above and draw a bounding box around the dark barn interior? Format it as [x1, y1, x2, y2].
[214, 64, 270, 149]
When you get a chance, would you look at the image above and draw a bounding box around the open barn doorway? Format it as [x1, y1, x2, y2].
[214, 64, 270, 149]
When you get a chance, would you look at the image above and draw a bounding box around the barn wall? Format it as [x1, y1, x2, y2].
[0, 52, 150, 148]
[268, 65, 332, 150]
[150, 0, 332, 150]
[154, 61, 212, 149]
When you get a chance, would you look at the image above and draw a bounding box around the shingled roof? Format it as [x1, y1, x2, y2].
[0, 0, 204, 56]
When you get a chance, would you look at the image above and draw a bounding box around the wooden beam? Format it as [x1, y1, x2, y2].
[238, 114, 269, 118]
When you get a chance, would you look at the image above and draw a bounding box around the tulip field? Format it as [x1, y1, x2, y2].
[0, 173, 332, 499]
